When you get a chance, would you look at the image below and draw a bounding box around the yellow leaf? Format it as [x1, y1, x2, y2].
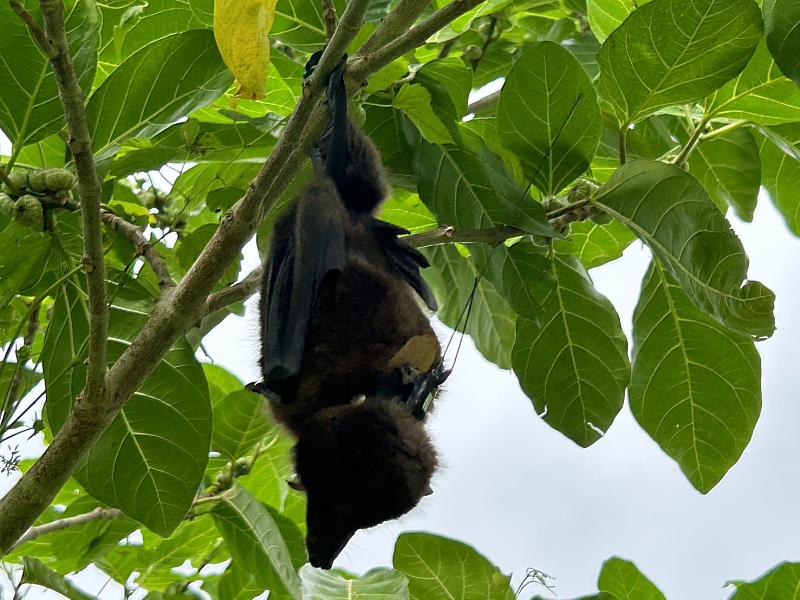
[213, 0, 277, 100]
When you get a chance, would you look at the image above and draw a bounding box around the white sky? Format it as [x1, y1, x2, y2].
[3, 138, 800, 598]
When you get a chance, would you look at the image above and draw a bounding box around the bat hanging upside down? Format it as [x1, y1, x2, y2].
[248, 54, 450, 569]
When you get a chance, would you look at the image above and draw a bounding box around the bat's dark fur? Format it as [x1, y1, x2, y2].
[254, 57, 442, 569]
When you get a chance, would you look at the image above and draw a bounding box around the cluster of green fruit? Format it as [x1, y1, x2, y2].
[0, 168, 75, 229]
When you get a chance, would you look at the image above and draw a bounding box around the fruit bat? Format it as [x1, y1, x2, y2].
[250, 54, 450, 569]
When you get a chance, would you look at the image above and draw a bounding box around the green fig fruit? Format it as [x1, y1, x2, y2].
[27, 170, 49, 193]
[13, 195, 44, 229]
[464, 44, 483, 60]
[44, 168, 75, 192]
[0, 192, 13, 217]
[2, 171, 28, 195]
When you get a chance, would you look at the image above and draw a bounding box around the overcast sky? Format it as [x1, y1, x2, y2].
[2, 146, 799, 597]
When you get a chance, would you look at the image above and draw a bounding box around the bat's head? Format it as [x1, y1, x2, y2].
[293, 400, 436, 568]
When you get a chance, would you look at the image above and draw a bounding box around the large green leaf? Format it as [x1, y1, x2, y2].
[271, 0, 328, 52]
[0, 223, 53, 306]
[415, 127, 553, 237]
[0, 0, 99, 147]
[99, 517, 223, 590]
[757, 123, 800, 237]
[19, 557, 96, 600]
[687, 129, 761, 221]
[497, 41, 602, 196]
[587, 0, 653, 42]
[393, 532, 515, 600]
[393, 85, 454, 145]
[512, 254, 630, 447]
[211, 485, 302, 599]
[598, 557, 665, 600]
[728, 562, 800, 599]
[631, 262, 761, 492]
[764, 0, 800, 86]
[85, 30, 233, 160]
[593, 160, 775, 338]
[212, 388, 273, 461]
[423, 245, 516, 369]
[597, 0, 763, 124]
[555, 219, 636, 269]
[300, 566, 410, 599]
[705, 42, 800, 125]
[42, 279, 212, 535]
[415, 57, 473, 119]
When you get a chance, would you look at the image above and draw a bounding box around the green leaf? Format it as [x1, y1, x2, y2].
[0, 0, 99, 147]
[393, 85, 455, 145]
[300, 566, 409, 599]
[415, 127, 553, 238]
[630, 262, 761, 493]
[587, 0, 653, 42]
[593, 160, 775, 339]
[757, 123, 800, 236]
[211, 485, 302, 599]
[415, 57, 473, 119]
[378, 190, 437, 234]
[598, 557, 665, 600]
[512, 254, 629, 447]
[728, 562, 800, 599]
[705, 41, 800, 125]
[271, 0, 328, 52]
[555, 219, 637, 269]
[86, 30, 233, 160]
[0, 223, 53, 305]
[42, 279, 212, 535]
[497, 41, 602, 195]
[99, 517, 223, 590]
[423, 245, 516, 369]
[393, 532, 515, 600]
[20, 557, 96, 600]
[687, 129, 761, 221]
[48, 496, 137, 573]
[764, 0, 800, 86]
[364, 103, 416, 185]
[598, 0, 763, 124]
[204, 363, 247, 400]
[212, 389, 273, 461]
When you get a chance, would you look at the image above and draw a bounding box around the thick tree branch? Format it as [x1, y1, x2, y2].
[37, 0, 108, 410]
[0, 0, 493, 554]
[357, 0, 432, 57]
[100, 211, 176, 289]
[12, 507, 122, 550]
[349, 0, 485, 80]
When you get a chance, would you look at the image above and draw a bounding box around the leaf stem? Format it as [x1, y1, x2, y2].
[700, 120, 747, 141]
[619, 122, 628, 164]
[673, 115, 708, 165]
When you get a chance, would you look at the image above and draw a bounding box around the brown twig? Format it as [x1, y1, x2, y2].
[100, 211, 176, 289]
[321, 0, 337, 39]
[12, 507, 121, 550]
[349, 0, 486, 81]
[36, 0, 109, 408]
[206, 267, 262, 314]
[357, 0, 432, 57]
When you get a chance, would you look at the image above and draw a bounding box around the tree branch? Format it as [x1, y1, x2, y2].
[12, 507, 121, 550]
[356, 0, 432, 57]
[0, 0, 493, 554]
[206, 267, 262, 314]
[321, 0, 337, 40]
[100, 211, 175, 289]
[465, 90, 499, 116]
[37, 0, 108, 411]
[349, 0, 485, 81]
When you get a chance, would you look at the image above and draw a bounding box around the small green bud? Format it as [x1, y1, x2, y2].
[13, 195, 44, 229]
[464, 44, 483, 60]
[477, 21, 493, 36]
[44, 168, 75, 192]
[27, 170, 49, 193]
[0, 192, 13, 217]
[16, 345, 31, 361]
[2, 171, 28, 195]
